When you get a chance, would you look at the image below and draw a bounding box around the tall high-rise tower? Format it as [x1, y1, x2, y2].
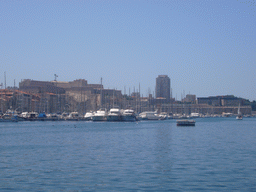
[156, 75, 171, 102]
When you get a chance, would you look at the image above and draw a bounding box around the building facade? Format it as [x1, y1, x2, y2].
[19, 79, 65, 94]
[183, 94, 196, 103]
[197, 95, 245, 106]
[155, 75, 171, 102]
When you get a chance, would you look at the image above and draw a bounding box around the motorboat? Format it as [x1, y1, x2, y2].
[190, 113, 200, 118]
[37, 112, 47, 121]
[0, 111, 18, 122]
[17, 112, 29, 121]
[92, 108, 107, 121]
[25, 112, 39, 121]
[177, 119, 195, 126]
[60, 112, 69, 120]
[20, 112, 29, 118]
[173, 114, 183, 119]
[66, 112, 80, 121]
[159, 112, 168, 120]
[222, 112, 233, 117]
[46, 113, 60, 121]
[121, 109, 136, 122]
[84, 111, 94, 121]
[107, 108, 122, 121]
[139, 111, 160, 120]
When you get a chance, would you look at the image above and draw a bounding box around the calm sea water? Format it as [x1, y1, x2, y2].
[1, 118, 256, 191]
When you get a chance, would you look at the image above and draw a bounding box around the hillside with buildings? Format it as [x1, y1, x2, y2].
[0, 76, 254, 116]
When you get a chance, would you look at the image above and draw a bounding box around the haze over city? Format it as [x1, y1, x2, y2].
[1, 0, 255, 101]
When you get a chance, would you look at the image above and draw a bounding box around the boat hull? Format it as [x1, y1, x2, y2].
[92, 116, 107, 121]
[107, 115, 121, 121]
[177, 120, 195, 126]
[121, 115, 136, 122]
[236, 116, 243, 120]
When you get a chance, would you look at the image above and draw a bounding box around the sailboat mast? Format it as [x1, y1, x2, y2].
[100, 77, 102, 109]
[4, 71, 6, 89]
[112, 88, 114, 107]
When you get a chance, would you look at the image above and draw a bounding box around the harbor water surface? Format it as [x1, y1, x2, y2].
[1, 118, 256, 191]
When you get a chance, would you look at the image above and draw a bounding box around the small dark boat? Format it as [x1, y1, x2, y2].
[177, 119, 195, 126]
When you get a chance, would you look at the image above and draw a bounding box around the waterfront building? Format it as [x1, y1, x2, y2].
[155, 75, 171, 102]
[197, 95, 246, 106]
[19, 79, 65, 94]
[183, 94, 196, 103]
[18, 79, 126, 113]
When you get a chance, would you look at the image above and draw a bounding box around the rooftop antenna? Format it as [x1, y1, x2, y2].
[54, 74, 58, 81]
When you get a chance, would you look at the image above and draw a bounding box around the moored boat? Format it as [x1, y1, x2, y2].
[84, 111, 94, 121]
[121, 109, 136, 122]
[37, 112, 47, 121]
[46, 113, 60, 121]
[190, 113, 200, 118]
[66, 112, 80, 121]
[0, 113, 18, 122]
[107, 108, 122, 121]
[25, 112, 38, 121]
[222, 112, 233, 117]
[177, 119, 195, 126]
[139, 111, 160, 120]
[159, 112, 168, 120]
[92, 108, 107, 121]
[60, 112, 69, 120]
[0, 109, 18, 122]
[236, 103, 243, 120]
[236, 114, 243, 120]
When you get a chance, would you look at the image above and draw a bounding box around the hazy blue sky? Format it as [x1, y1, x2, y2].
[1, 0, 255, 100]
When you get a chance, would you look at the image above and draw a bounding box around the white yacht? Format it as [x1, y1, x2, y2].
[159, 112, 168, 120]
[107, 108, 122, 121]
[60, 112, 69, 120]
[46, 113, 60, 121]
[84, 111, 94, 121]
[66, 112, 80, 121]
[92, 108, 107, 121]
[139, 111, 160, 120]
[121, 109, 136, 122]
[25, 112, 38, 121]
[222, 112, 233, 117]
[190, 113, 200, 118]
[21, 112, 29, 118]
